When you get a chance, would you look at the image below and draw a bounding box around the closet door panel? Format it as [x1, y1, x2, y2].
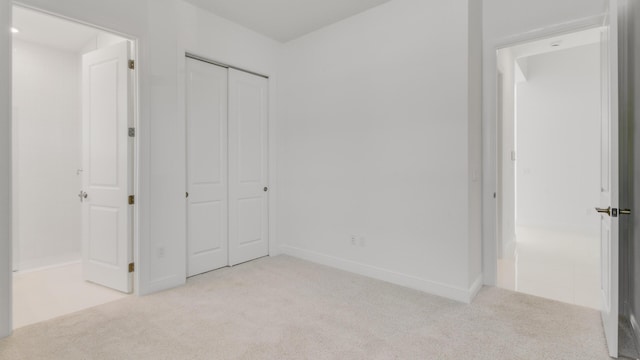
[228, 69, 269, 266]
[186, 58, 229, 276]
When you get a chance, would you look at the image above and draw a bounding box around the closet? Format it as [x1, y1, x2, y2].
[186, 56, 269, 277]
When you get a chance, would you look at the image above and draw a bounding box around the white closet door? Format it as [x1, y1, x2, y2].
[186, 58, 229, 277]
[82, 41, 132, 293]
[228, 68, 269, 266]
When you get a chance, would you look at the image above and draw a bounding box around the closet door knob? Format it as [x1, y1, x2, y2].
[264, 187, 268, 192]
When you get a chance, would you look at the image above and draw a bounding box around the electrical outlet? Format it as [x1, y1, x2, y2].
[350, 235, 357, 246]
[157, 246, 165, 258]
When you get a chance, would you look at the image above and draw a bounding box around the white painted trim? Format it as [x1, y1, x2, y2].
[495, 15, 606, 51]
[468, 273, 484, 303]
[141, 275, 185, 295]
[630, 313, 640, 354]
[482, 14, 606, 286]
[12, 260, 81, 276]
[281, 245, 482, 304]
[10, 106, 18, 272]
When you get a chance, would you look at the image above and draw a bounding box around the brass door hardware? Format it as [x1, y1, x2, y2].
[595, 207, 631, 217]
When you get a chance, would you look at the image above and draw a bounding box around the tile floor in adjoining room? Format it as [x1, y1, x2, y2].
[498, 226, 601, 310]
[12, 262, 128, 329]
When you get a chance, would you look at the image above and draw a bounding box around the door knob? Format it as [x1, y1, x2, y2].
[78, 190, 88, 202]
[595, 207, 611, 216]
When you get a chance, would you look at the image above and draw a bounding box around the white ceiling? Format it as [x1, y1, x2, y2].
[184, 0, 391, 42]
[510, 27, 604, 60]
[13, 6, 104, 52]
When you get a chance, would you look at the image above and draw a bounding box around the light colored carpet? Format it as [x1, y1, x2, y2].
[0, 255, 610, 359]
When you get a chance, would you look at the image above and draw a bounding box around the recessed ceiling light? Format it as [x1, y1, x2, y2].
[10, 27, 19, 34]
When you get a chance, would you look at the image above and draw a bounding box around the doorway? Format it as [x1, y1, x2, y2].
[10, 5, 137, 329]
[496, 27, 604, 309]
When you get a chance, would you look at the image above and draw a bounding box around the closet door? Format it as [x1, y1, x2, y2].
[228, 69, 269, 266]
[186, 58, 229, 276]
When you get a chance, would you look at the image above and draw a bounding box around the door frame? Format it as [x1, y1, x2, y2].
[181, 52, 273, 278]
[9, 2, 141, 296]
[482, 14, 607, 286]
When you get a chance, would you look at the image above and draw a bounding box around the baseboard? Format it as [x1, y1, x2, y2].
[139, 275, 185, 296]
[280, 245, 483, 304]
[468, 273, 484, 302]
[16, 253, 82, 273]
[12, 259, 82, 276]
[630, 313, 640, 356]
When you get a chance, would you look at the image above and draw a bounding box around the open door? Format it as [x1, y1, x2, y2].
[81, 41, 133, 294]
[597, 0, 620, 356]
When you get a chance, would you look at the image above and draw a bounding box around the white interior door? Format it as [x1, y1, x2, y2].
[228, 68, 269, 266]
[186, 58, 229, 276]
[598, 0, 620, 356]
[81, 41, 132, 293]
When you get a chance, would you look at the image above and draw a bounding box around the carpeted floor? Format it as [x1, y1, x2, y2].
[0, 255, 610, 359]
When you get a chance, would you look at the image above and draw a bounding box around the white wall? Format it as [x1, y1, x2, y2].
[516, 44, 601, 233]
[482, 0, 607, 284]
[12, 39, 82, 271]
[467, 0, 483, 290]
[80, 32, 128, 55]
[278, 0, 481, 302]
[0, 0, 13, 339]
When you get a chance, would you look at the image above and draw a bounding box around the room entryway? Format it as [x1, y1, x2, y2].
[11, 5, 137, 329]
[495, 27, 604, 310]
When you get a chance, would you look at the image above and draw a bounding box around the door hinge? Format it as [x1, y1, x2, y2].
[128, 262, 135, 273]
[128, 59, 135, 70]
[128, 195, 135, 205]
[128, 127, 135, 137]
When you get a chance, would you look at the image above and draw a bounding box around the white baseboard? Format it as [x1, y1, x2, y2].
[140, 275, 185, 296]
[280, 245, 483, 304]
[12, 259, 82, 276]
[16, 253, 82, 273]
[630, 313, 640, 355]
[468, 273, 483, 302]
